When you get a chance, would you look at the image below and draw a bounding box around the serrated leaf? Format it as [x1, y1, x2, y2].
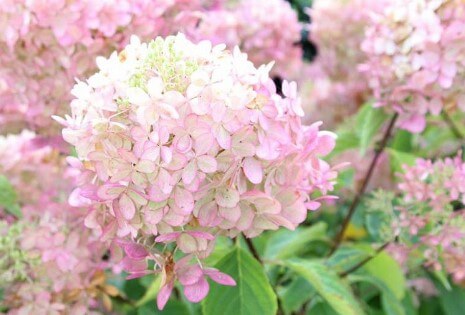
[0, 175, 22, 218]
[326, 246, 372, 274]
[356, 103, 388, 154]
[264, 222, 327, 260]
[285, 259, 365, 315]
[202, 247, 277, 315]
[349, 275, 405, 315]
[362, 252, 406, 300]
[387, 149, 417, 174]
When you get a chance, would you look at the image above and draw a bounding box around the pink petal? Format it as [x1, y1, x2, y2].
[157, 282, 174, 310]
[174, 187, 194, 214]
[243, 157, 263, 184]
[215, 187, 240, 208]
[219, 206, 241, 222]
[183, 277, 210, 303]
[119, 194, 136, 220]
[204, 268, 236, 286]
[117, 241, 148, 259]
[194, 132, 214, 156]
[197, 155, 217, 173]
[182, 161, 197, 185]
[178, 265, 204, 286]
[97, 184, 125, 200]
[215, 126, 231, 149]
[186, 231, 215, 240]
[155, 232, 181, 243]
[135, 160, 156, 173]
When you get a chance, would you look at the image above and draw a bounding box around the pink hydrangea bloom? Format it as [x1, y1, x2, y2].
[57, 34, 339, 308]
[301, 0, 386, 128]
[360, 0, 465, 132]
[182, 0, 303, 79]
[0, 132, 113, 314]
[0, 0, 217, 133]
[0, 0, 303, 133]
[394, 154, 465, 283]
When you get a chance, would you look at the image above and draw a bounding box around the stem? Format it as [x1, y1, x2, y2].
[242, 234, 284, 315]
[338, 241, 390, 277]
[442, 110, 464, 140]
[328, 113, 398, 256]
[243, 235, 263, 264]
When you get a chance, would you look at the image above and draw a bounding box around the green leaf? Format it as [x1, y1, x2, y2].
[356, 103, 388, 154]
[349, 275, 405, 315]
[326, 246, 373, 274]
[264, 222, 327, 260]
[278, 276, 314, 315]
[138, 299, 191, 315]
[203, 236, 234, 266]
[307, 301, 339, 315]
[362, 252, 406, 300]
[402, 291, 418, 315]
[390, 130, 413, 152]
[135, 276, 162, 307]
[285, 259, 365, 315]
[202, 247, 277, 315]
[387, 149, 417, 174]
[332, 131, 360, 156]
[434, 280, 465, 315]
[0, 175, 22, 218]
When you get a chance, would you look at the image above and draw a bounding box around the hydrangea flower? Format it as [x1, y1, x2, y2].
[0, 0, 303, 133]
[360, 0, 465, 132]
[184, 0, 303, 79]
[393, 154, 465, 283]
[0, 132, 114, 314]
[0, 0, 216, 133]
[57, 34, 339, 308]
[301, 0, 387, 128]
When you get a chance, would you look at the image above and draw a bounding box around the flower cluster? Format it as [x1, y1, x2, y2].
[0, 0, 216, 133]
[0, 132, 114, 314]
[360, 0, 465, 132]
[301, 0, 384, 127]
[393, 155, 465, 283]
[0, 0, 303, 134]
[57, 34, 339, 308]
[180, 0, 303, 79]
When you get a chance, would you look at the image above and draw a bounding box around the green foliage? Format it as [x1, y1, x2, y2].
[363, 190, 396, 243]
[278, 277, 314, 315]
[434, 280, 465, 315]
[202, 247, 277, 315]
[387, 148, 417, 174]
[349, 275, 405, 315]
[362, 252, 406, 300]
[285, 259, 365, 315]
[0, 175, 22, 218]
[356, 103, 389, 154]
[307, 300, 339, 315]
[137, 300, 190, 315]
[264, 222, 328, 260]
[326, 245, 374, 274]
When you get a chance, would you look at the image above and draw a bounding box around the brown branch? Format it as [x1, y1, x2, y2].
[328, 113, 398, 256]
[338, 241, 390, 277]
[243, 235, 263, 264]
[442, 110, 464, 140]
